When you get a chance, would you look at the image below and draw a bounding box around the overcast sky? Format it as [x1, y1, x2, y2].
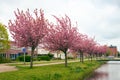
[0, 0, 120, 51]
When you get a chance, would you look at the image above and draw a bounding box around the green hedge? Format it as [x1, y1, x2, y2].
[17, 56, 31, 62]
[37, 53, 54, 61]
[37, 55, 51, 61]
[0, 56, 11, 63]
[48, 53, 54, 59]
[68, 57, 74, 59]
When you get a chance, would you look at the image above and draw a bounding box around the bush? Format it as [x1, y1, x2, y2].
[37, 56, 50, 61]
[48, 53, 54, 59]
[0, 56, 11, 63]
[68, 57, 74, 59]
[17, 56, 31, 62]
[33, 57, 37, 61]
[37, 57, 41, 61]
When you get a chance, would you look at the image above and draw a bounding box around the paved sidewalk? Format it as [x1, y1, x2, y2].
[0, 64, 18, 73]
[30, 60, 80, 66]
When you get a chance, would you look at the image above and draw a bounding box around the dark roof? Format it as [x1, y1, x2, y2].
[109, 45, 117, 48]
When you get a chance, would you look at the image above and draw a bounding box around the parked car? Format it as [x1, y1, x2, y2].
[107, 56, 114, 60]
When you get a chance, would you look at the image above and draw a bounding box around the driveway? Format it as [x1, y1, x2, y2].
[0, 64, 18, 73]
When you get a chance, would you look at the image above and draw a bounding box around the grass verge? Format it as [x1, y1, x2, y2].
[0, 61, 106, 80]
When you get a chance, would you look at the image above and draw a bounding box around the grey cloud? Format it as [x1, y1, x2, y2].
[102, 31, 120, 39]
[1, 0, 21, 8]
[82, 0, 120, 40]
[93, 0, 120, 7]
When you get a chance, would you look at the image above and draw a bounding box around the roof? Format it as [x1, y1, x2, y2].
[109, 45, 117, 48]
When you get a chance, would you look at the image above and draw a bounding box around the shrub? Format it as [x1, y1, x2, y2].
[37, 57, 41, 61]
[0, 56, 11, 63]
[17, 56, 31, 62]
[37, 56, 50, 61]
[48, 53, 54, 59]
[25, 56, 31, 62]
[68, 57, 74, 59]
[33, 57, 37, 61]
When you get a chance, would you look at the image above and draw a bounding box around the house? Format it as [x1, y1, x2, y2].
[0, 41, 33, 60]
[37, 45, 77, 59]
[1, 41, 78, 60]
[37, 46, 66, 59]
[107, 45, 118, 57]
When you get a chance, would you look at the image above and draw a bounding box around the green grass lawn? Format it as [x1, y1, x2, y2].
[0, 61, 106, 80]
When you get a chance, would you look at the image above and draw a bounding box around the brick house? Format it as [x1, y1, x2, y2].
[0, 41, 33, 60]
[107, 45, 118, 57]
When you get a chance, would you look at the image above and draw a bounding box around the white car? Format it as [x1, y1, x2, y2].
[107, 56, 114, 60]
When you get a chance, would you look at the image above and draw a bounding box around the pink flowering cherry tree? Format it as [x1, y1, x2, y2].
[85, 37, 97, 61]
[8, 9, 48, 68]
[71, 33, 88, 63]
[43, 15, 78, 67]
[98, 45, 107, 59]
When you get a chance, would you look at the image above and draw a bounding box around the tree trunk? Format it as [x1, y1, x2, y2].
[80, 53, 81, 62]
[81, 52, 84, 63]
[96, 54, 98, 60]
[88, 55, 89, 61]
[99, 53, 101, 60]
[80, 52, 83, 63]
[90, 54, 92, 61]
[64, 51, 67, 67]
[30, 47, 35, 68]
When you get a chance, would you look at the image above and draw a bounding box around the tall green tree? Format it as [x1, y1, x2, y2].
[0, 23, 9, 53]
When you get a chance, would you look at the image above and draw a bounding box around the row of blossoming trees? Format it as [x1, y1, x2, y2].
[8, 9, 107, 68]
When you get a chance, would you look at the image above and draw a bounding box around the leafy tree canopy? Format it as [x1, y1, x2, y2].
[0, 23, 9, 52]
